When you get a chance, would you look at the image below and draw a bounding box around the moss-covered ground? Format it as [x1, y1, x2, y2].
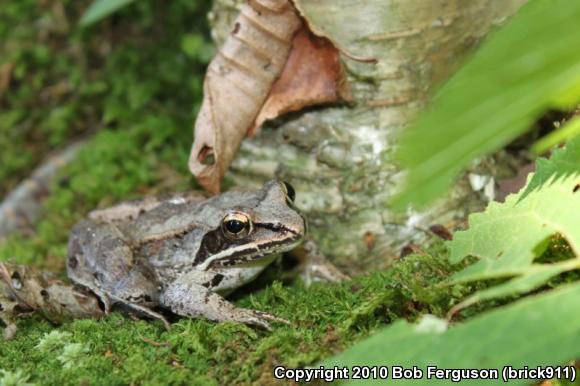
[1, 249, 471, 385]
[0, 1, 576, 385]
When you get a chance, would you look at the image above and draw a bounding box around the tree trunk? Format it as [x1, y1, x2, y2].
[209, 0, 527, 272]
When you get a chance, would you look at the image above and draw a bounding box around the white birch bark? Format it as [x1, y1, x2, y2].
[210, 0, 527, 270]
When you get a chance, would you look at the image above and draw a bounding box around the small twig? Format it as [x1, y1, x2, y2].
[140, 336, 172, 348]
[0, 141, 85, 239]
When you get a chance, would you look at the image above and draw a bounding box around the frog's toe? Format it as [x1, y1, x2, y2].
[109, 294, 171, 330]
[253, 310, 290, 325]
[244, 316, 272, 331]
[235, 309, 290, 331]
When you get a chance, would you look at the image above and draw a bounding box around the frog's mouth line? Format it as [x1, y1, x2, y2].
[210, 237, 303, 269]
[200, 232, 303, 270]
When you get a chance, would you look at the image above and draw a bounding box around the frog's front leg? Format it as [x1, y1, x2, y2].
[160, 271, 288, 330]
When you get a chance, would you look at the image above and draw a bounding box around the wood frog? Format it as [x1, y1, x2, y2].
[66, 180, 304, 330]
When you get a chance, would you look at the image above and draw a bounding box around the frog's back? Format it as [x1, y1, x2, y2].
[122, 189, 261, 243]
[121, 200, 206, 242]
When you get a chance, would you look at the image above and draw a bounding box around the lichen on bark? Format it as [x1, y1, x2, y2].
[210, 0, 527, 271]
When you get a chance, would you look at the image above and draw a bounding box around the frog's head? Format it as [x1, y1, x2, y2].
[195, 180, 305, 270]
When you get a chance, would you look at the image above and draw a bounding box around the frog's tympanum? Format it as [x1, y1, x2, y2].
[67, 180, 304, 329]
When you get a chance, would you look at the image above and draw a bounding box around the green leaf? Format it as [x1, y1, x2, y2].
[450, 140, 580, 280]
[446, 138, 580, 310]
[324, 282, 580, 385]
[79, 0, 137, 27]
[532, 116, 580, 154]
[522, 134, 580, 199]
[449, 259, 580, 314]
[393, 0, 580, 210]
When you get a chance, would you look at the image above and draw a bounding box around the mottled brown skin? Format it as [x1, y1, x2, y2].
[1, 262, 103, 340]
[66, 181, 304, 329]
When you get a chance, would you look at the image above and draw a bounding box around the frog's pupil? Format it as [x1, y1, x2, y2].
[226, 220, 245, 234]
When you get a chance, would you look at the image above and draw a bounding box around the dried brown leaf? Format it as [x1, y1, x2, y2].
[188, 0, 357, 194]
[188, 0, 302, 194]
[251, 28, 347, 135]
[428, 224, 453, 241]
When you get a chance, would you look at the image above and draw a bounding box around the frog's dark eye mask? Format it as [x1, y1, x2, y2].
[193, 219, 302, 270]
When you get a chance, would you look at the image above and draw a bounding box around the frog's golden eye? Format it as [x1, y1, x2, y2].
[222, 212, 252, 239]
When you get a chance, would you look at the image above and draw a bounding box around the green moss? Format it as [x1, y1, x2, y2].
[0, 0, 210, 197]
[0, 369, 35, 386]
[0, 252, 470, 385]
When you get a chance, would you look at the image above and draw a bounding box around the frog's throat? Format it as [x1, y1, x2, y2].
[197, 234, 303, 271]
